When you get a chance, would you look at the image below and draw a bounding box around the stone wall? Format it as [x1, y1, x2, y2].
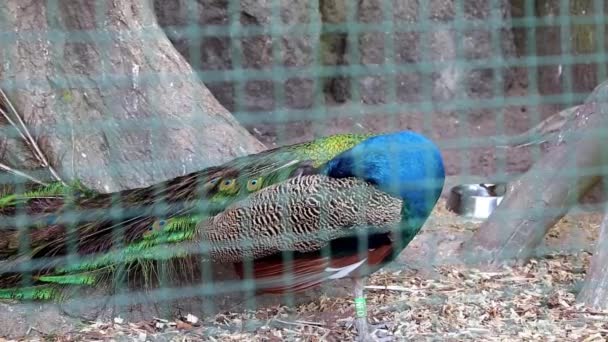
[155, 0, 517, 117]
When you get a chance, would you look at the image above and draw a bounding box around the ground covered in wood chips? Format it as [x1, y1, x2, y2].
[14, 254, 605, 341]
[5, 201, 607, 342]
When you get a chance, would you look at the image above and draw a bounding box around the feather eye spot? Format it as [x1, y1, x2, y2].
[219, 179, 238, 193]
[246, 177, 264, 192]
[147, 219, 164, 236]
[150, 218, 168, 231]
[203, 177, 221, 190]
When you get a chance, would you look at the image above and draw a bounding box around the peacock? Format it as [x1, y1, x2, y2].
[0, 130, 445, 341]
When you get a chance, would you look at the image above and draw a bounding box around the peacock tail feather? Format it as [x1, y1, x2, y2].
[54, 215, 201, 274]
[0, 216, 203, 301]
[3, 174, 405, 300]
[0, 285, 63, 301]
[0, 132, 374, 258]
[0, 133, 380, 301]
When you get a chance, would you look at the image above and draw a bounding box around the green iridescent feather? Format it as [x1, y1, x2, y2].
[0, 132, 377, 301]
[0, 285, 62, 301]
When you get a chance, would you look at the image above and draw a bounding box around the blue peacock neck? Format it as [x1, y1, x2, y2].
[321, 131, 445, 223]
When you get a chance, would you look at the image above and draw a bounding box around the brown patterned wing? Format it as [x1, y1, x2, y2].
[197, 175, 403, 263]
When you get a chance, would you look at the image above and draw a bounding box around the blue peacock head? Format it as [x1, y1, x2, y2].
[322, 130, 445, 222]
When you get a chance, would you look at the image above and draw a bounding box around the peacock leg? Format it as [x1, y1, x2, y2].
[353, 277, 394, 342]
[353, 277, 375, 342]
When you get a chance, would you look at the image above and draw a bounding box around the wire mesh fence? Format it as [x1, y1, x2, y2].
[1, 0, 608, 339]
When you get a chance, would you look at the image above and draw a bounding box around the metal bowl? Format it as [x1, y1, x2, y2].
[446, 183, 506, 220]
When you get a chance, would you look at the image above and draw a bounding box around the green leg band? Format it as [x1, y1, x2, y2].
[354, 297, 367, 318]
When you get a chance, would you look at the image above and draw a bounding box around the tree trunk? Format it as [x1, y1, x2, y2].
[577, 206, 608, 309]
[462, 80, 608, 266]
[0, 1, 271, 337]
[0, 0, 265, 193]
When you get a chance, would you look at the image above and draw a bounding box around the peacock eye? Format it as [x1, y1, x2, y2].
[203, 177, 222, 191]
[246, 177, 263, 192]
[219, 178, 237, 193]
[149, 218, 167, 233]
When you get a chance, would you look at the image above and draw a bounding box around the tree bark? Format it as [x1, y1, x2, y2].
[0, 0, 265, 193]
[0, 1, 270, 336]
[577, 206, 608, 309]
[462, 80, 608, 266]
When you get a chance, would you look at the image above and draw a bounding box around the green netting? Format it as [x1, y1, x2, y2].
[1, 0, 608, 339]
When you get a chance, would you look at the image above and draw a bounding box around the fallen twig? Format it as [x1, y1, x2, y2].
[273, 318, 328, 330]
[0, 161, 49, 186]
[364, 285, 416, 292]
[0, 87, 66, 185]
